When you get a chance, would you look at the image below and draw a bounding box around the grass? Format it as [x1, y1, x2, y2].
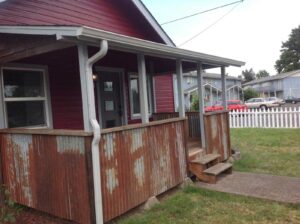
[118, 129, 300, 224]
[118, 186, 300, 224]
[231, 128, 300, 177]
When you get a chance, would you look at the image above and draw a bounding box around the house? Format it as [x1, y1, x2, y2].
[243, 70, 300, 99]
[180, 72, 243, 109]
[0, 1, 244, 224]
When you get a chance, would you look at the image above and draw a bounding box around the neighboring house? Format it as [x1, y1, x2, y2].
[243, 70, 300, 99]
[0, 1, 244, 224]
[179, 72, 243, 109]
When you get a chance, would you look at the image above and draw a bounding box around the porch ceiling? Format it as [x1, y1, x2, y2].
[0, 26, 245, 68]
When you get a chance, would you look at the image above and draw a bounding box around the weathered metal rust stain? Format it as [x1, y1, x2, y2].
[1, 132, 94, 224]
[100, 119, 187, 222]
[56, 136, 85, 154]
[134, 156, 145, 187]
[7, 134, 33, 206]
[205, 112, 231, 161]
[105, 168, 119, 194]
[103, 132, 116, 160]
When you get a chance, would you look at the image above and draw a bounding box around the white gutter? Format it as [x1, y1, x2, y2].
[86, 40, 108, 224]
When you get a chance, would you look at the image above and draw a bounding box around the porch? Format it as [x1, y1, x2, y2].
[0, 26, 243, 224]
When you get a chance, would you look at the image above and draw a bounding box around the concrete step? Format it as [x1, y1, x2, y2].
[190, 154, 220, 165]
[204, 163, 232, 176]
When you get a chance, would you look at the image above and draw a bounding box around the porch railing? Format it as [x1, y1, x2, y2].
[0, 129, 95, 224]
[153, 111, 231, 161]
[204, 111, 231, 161]
[99, 118, 187, 222]
[0, 118, 188, 223]
[153, 112, 200, 138]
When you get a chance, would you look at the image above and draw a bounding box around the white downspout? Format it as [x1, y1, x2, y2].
[86, 40, 108, 224]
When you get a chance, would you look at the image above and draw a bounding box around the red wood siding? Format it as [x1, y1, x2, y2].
[154, 74, 175, 113]
[17, 47, 84, 130]
[0, 0, 164, 43]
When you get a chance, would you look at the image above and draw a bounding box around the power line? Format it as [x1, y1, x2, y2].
[161, 0, 243, 26]
[179, 2, 242, 47]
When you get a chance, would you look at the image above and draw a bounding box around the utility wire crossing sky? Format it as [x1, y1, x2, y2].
[142, 0, 300, 76]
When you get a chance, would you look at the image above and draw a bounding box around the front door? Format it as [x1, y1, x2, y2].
[97, 70, 123, 129]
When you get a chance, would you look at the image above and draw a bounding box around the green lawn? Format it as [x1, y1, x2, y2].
[231, 128, 300, 177]
[118, 186, 300, 224]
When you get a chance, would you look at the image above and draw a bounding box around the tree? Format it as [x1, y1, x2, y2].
[243, 88, 259, 101]
[256, 70, 270, 79]
[241, 68, 256, 83]
[275, 25, 300, 73]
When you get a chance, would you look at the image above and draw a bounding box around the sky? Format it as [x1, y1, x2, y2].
[142, 0, 300, 77]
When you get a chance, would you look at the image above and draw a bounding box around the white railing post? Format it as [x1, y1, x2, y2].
[298, 107, 300, 128]
[288, 107, 292, 128]
[293, 107, 297, 128]
[271, 107, 274, 128]
[285, 107, 288, 128]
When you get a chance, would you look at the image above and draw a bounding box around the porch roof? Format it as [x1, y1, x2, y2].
[0, 25, 245, 68]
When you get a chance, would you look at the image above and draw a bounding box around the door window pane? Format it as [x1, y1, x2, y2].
[104, 81, 113, 92]
[3, 69, 44, 97]
[6, 101, 46, 128]
[130, 77, 141, 114]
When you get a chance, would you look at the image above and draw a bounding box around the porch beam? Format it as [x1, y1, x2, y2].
[197, 62, 206, 149]
[176, 59, 185, 118]
[221, 66, 227, 110]
[0, 42, 73, 64]
[137, 54, 149, 123]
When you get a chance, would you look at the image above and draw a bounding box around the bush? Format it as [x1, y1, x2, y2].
[0, 186, 22, 223]
[244, 88, 259, 101]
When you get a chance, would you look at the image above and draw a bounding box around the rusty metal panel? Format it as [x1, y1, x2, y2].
[0, 133, 94, 224]
[204, 111, 231, 161]
[99, 119, 187, 222]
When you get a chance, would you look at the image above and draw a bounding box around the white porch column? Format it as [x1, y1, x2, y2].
[197, 62, 206, 149]
[78, 44, 93, 131]
[149, 62, 156, 113]
[137, 54, 149, 123]
[221, 66, 227, 110]
[210, 85, 213, 106]
[176, 59, 185, 117]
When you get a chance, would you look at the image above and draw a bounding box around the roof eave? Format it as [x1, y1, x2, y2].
[131, 0, 175, 46]
[0, 25, 245, 67]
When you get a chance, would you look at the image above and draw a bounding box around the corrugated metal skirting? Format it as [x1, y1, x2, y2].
[99, 119, 187, 222]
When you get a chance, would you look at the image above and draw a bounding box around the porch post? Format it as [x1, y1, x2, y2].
[137, 54, 149, 123]
[149, 62, 156, 113]
[210, 85, 213, 106]
[197, 62, 206, 149]
[221, 66, 227, 110]
[78, 44, 93, 131]
[176, 59, 185, 117]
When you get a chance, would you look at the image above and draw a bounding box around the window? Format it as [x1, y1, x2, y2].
[129, 74, 152, 118]
[1, 67, 51, 128]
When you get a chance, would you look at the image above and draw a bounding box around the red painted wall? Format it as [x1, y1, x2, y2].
[17, 47, 84, 130]
[0, 0, 164, 43]
[15, 47, 175, 129]
[154, 74, 175, 113]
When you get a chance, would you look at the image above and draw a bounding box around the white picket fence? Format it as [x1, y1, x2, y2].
[229, 107, 300, 128]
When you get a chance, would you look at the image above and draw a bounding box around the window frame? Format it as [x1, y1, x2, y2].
[0, 65, 53, 129]
[128, 73, 153, 119]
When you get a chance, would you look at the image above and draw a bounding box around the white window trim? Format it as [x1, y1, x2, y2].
[0, 65, 53, 129]
[128, 73, 153, 119]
